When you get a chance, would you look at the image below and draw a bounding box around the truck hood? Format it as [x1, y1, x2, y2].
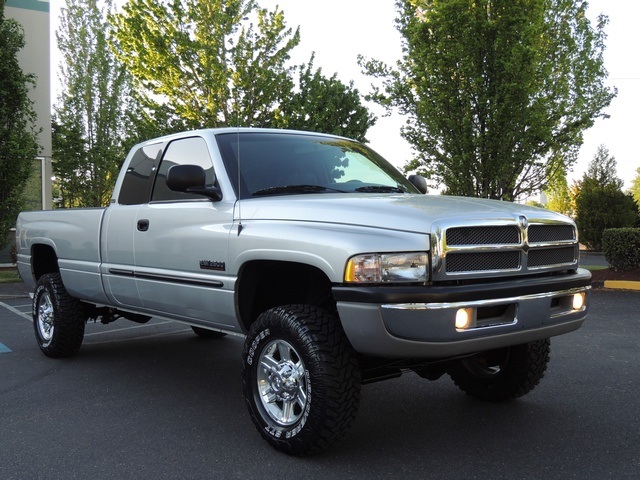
[238, 194, 572, 233]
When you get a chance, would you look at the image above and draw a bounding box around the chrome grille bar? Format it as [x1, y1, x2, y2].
[431, 216, 579, 280]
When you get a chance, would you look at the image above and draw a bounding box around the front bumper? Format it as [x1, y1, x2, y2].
[333, 269, 591, 358]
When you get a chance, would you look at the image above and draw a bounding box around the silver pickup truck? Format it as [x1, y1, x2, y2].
[16, 128, 591, 455]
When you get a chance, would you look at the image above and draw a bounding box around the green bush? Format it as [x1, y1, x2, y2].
[602, 228, 640, 270]
[575, 182, 638, 251]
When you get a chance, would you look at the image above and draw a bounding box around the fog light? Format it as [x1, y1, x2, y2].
[455, 308, 474, 330]
[572, 292, 586, 310]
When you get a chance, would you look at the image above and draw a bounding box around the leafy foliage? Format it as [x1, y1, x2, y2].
[544, 170, 573, 217]
[575, 145, 638, 251]
[54, 0, 135, 208]
[629, 167, 640, 208]
[0, 4, 39, 248]
[360, 0, 616, 200]
[111, 0, 374, 141]
[584, 144, 623, 189]
[602, 228, 640, 271]
[112, 0, 298, 129]
[279, 58, 376, 142]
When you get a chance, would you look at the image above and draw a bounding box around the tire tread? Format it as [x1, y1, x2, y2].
[449, 339, 551, 402]
[33, 273, 86, 358]
[242, 304, 361, 455]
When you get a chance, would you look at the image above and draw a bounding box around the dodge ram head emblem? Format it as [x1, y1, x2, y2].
[519, 215, 528, 230]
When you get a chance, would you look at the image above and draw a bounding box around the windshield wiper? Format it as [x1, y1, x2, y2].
[252, 185, 345, 196]
[355, 185, 406, 193]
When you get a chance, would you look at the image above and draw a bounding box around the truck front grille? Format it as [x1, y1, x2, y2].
[446, 251, 521, 272]
[528, 224, 575, 243]
[528, 246, 578, 268]
[432, 217, 579, 281]
[446, 226, 520, 246]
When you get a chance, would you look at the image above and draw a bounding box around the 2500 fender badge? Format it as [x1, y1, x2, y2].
[199, 260, 225, 271]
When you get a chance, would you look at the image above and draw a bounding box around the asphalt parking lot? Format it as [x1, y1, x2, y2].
[0, 289, 638, 479]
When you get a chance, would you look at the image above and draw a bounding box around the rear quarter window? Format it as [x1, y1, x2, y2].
[118, 143, 162, 205]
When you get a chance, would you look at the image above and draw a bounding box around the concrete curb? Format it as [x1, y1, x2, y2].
[603, 280, 640, 291]
[573, 280, 640, 291]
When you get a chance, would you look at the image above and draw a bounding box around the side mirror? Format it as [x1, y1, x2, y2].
[167, 164, 222, 201]
[408, 174, 428, 194]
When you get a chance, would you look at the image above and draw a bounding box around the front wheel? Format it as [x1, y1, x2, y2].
[33, 273, 86, 358]
[448, 339, 550, 402]
[241, 305, 361, 455]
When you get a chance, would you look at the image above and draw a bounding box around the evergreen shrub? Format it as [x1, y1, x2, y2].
[602, 228, 640, 270]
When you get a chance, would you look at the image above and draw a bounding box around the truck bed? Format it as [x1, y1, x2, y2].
[16, 208, 108, 304]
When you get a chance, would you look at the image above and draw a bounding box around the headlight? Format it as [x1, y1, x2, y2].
[344, 252, 429, 283]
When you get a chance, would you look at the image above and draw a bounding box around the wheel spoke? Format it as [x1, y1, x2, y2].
[277, 342, 292, 362]
[296, 384, 307, 405]
[281, 399, 295, 422]
[260, 355, 279, 374]
[263, 389, 278, 405]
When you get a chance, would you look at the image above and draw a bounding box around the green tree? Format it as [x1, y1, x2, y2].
[0, 2, 39, 248]
[111, 0, 374, 141]
[584, 144, 622, 188]
[279, 58, 376, 142]
[575, 145, 637, 250]
[361, 0, 615, 200]
[54, 0, 134, 208]
[630, 167, 640, 208]
[544, 170, 573, 216]
[112, 0, 299, 129]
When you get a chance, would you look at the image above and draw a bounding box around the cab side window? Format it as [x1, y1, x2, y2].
[118, 143, 162, 205]
[151, 137, 215, 202]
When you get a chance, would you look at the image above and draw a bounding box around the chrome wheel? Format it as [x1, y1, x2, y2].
[256, 339, 308, 426]
[36, 291, 55, 346]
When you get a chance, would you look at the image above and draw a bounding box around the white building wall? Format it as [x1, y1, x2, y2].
[5, 0, 52, 209]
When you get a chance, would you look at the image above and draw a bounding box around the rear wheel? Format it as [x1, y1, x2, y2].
[242, 304, 361, 455]
[33, 273, 86, 358]
[448, 339, 550, 402]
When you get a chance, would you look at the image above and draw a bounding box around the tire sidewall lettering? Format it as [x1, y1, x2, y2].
[32, 283, 47, 318]
[246, 328, 270, 366]
[285, 369, 311, 439]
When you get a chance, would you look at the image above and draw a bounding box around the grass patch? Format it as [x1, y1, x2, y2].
[0, 269, 21, 283]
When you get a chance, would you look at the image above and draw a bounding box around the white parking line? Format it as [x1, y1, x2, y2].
[0, 302, 180, 339]
[0, 301, 32, 321]
[85, 320, 177, 336]
[84, 329, 191, 345]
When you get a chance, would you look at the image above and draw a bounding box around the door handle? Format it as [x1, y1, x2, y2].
[137, 219, 150, 232]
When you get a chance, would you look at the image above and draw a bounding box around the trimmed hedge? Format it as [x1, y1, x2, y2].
[602, 228, 640, 270]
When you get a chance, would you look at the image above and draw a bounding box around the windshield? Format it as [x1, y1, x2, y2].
[216, 132, 419, 199]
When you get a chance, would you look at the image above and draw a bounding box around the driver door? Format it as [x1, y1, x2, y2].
[132, 136, 236, 328]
